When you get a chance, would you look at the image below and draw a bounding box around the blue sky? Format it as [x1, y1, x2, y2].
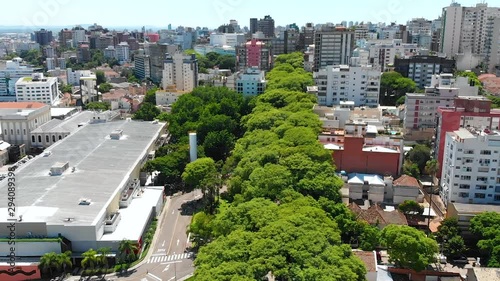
[1, 0, 498, 29]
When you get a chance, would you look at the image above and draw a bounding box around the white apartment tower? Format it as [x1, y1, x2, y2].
[313, 65, 381, 107]
[15, 73, 60, 105]
[162, 53, 198, 92]
[441, 3, 500, 57]
[115, 42, 130, 63]
[440, 128, 500, 206]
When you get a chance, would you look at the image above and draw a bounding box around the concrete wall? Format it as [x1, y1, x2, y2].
[0, 241, 60, 256]
[0, 222, 47, 237]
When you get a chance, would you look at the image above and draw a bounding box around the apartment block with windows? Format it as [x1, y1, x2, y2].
[440, 127, 500, 206]
[15, 73, 60, 106]
[368, 39, 418, 72]
[235, 67, 266, 96]
[313, 25, 355, 72]
[162, 53, 198, 92]
[403, 74, 479, 130]
[313, 65, 380, 107]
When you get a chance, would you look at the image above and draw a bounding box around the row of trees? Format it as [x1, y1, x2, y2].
[39, 240, 139, 278]
[187, 53, 370, 280]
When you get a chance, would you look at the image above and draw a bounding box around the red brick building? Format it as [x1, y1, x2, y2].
[330, 136, 402, 177]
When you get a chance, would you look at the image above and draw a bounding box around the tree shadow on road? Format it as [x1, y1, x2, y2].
[180, 199, 204, 216]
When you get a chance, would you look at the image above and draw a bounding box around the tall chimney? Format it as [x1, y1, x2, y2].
[189, 132, 197, 162]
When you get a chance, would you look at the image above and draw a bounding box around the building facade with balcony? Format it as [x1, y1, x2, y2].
[313, 65, 381, 107]
[235, 67, 266, 96]
[15, 73, 60, 106]
[440, 128, 500, 206]
[403, 74, 479, 130]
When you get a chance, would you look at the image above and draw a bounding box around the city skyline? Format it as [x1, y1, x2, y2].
[0, 0, 492, 30]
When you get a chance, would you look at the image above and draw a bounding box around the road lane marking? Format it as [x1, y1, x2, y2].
[162, 240, 165, 247]
[176, 239, 180, 246]
[167, 277, 175, 281]
[148, 273, 162, 281]
[167, 211, 180, 254]
[186, 233, 191, 244]
[162, 264, 170, 272]
[171, 210, 174, 214]
[148, 252, 194, 263]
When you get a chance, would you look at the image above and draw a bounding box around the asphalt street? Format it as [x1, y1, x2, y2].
[117, 190, 202, 281]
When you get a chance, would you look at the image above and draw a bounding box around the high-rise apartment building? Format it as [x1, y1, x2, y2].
[72, 26, 87, 47]
[368, 39, 419, 72]
[250, 18, 258, 34]
[436, 97, 500, 177]
[394, 55, 456, 88]
[440, 127, 500, 206]
[59, 28, 73, 47]
[235, 67, 266, 96]
[441, 3, 500, 57]
[162, 53, 198, 92]
[313, 25, 355, 72]
[257, 15, 275, 38]
[313, 65, 381, 107]
[236, 39, 272, 72]
[485, 17, 500, 73]
[115, 42, 130, 63]
[148, 43, 179, 84]
[33, 29, 53, 46]
[134, 50, 151, 81]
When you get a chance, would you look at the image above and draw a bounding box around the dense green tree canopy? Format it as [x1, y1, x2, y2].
[132, 102, 161, 121]
[381, 225, 439, 272]
[85, 101, 110, 111]
[470, 212, 500, 267]
[192, 197, 366, 281]
[380, 71, 417, 105]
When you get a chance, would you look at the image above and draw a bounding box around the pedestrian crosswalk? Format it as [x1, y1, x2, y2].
[147, 252, 193, 263]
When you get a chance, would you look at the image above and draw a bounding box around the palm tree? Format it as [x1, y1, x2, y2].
[81, 249, 98, 271]
[39, 252, 58, 277]
[56, 251, 72, 275]
[118, 240, 139, 263]
[97, 247, 111, 276]
[425, 159, 439, 186]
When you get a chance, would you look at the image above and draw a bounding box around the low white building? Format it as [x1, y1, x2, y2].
[66, 68, 96, 86]
[235, 67, 266, 96]
[209, 33, 246, 47]
[313, 65, 381, 107]
[155, 89, 187, 106]
[440, 128, 500, 206]
[15, 73, 60, 105]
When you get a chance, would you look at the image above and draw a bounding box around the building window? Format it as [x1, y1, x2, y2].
[4, 129, 6, 135]
[46, 135, 49, 142]
[24, 129, 26, 135]
[474, 193, 486, 199]
[38, 136, 42, 143]
[59, 135, 62, 140]
[52, 135, 56, 142]
[32, 135, 35, 143]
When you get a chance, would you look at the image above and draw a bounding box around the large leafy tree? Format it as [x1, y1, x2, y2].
[183, 157, 220, 213]
[470, 212, 500, 267]
[381, 225, 439, 272]
[380, 71, 417, 105]
[132, 102, 161, 121]
[407, 144, 431, 174]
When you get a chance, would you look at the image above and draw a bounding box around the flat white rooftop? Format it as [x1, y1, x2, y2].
[0, 120, 165, 226]
[100, 186, 163, 241]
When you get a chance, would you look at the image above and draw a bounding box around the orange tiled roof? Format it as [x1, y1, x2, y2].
[0, 102, 47, 109]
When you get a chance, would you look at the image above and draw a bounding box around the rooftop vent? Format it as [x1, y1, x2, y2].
[110, 129, 123, 140]
[50, 162, 69, 176]
[78, 198, 91, 205]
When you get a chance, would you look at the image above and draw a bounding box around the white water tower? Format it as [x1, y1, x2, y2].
[189, 132, 197, 162]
